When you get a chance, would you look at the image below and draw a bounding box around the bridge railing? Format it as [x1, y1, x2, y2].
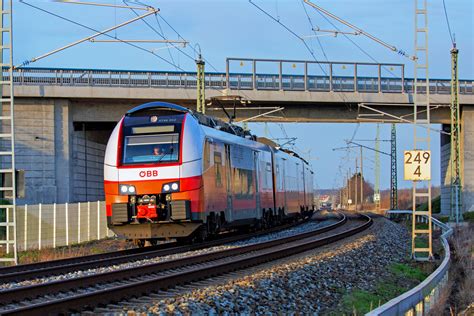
[7, 67, 473, 95]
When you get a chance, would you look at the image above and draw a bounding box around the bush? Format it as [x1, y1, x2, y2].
[463, 211, 474, 223]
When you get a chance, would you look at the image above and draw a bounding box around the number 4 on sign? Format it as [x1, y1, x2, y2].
[404, 150, 431, 181]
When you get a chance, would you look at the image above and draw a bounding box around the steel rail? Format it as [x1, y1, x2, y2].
[0, 214, 345, 307]
[0, 216, 312, 283]
[0, 214, 372, 315]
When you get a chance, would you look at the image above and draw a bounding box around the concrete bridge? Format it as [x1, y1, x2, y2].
[3, 60, 474, 216]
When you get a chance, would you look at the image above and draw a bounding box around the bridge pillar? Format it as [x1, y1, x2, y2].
[13, 99, 61, 204]
[440, 124, 451, 215]
[462, 107, 474, 213]
[440, 107, 474, 215]
[54, 99, 74, 203]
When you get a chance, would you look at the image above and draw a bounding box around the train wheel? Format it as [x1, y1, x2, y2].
[148, 239, 159, 246]
[207, 213, 220, 235]
[133, 239, 146, 248]
[187, 225, 208, 244]
[261, 210, 269, 229]
[200, 226, 209, 241]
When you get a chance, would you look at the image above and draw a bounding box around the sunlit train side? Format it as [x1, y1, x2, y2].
[104, 102, 314, 244]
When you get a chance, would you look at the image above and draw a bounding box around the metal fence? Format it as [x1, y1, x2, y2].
[15, 201, 114, 251]
[366, 210, 453, 316]
[7, 65, 473, 95]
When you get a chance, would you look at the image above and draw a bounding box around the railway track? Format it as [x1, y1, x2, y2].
[0, 213, 372, 315]
[0, 215, 314, 284]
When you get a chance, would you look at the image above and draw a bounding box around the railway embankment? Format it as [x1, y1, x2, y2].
[112, 217, 414, 314]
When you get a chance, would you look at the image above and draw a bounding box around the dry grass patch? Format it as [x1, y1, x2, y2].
[13, 238, 133, 265]
[428, 224, 473, 315]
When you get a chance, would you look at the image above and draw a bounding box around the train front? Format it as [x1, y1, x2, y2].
[104, 102, 204, 243]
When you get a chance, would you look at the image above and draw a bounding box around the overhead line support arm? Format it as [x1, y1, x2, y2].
[15, 6, 159, 68]
[303, 0, 414, 60]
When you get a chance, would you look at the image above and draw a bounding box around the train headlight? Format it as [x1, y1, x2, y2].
[162, 182, 179, 193]
[119, 184, 136, 195]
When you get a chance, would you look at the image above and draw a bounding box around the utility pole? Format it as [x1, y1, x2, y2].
[450, 44, 462, 223]
[347, 169, 351, 209]
[355, 158, 358, 211]
[339, 186, 343, 209]
[360, 146, 363, 210]
[374, 124, 381, 210]
[390, 124, 398, 209]
[196, 53, 206, 114]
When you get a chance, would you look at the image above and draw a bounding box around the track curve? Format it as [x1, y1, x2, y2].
[0, 213, 372, 315]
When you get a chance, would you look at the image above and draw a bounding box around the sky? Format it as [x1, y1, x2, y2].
[13, 0, 474, 190]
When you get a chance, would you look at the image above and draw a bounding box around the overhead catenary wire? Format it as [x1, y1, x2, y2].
[303, 0, 413, 60]
[125, 0, 256, 105]
[121, 1, 182, 71]
[54, 0, 151, 11]
[302, 1, 448, 110]
[16, 2, 160, 67]
[248, 0, 352, 109]
[122, 0, 253, 106]
[19, 1, 253, 107]
[300, 0, 329, 61]
[441, 0, 455, 45]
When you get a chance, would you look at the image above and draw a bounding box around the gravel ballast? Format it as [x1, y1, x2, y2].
[115, 217, 411, 315]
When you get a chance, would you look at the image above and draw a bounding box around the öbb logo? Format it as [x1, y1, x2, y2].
[139, 170, 158, 178]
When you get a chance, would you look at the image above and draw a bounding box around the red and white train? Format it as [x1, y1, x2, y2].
[104, 102, 314, 244]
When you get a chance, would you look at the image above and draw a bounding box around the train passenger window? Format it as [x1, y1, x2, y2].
[214, 152, 223, 187]
[233, 168, 254, 199]
[266, 162, 272, 172]
[203, 140, 211, 170]
[122, 133, 179, 164]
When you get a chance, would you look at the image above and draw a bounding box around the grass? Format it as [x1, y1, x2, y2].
[342, 283, 407, 313]
[437, 216, 449, 223]
[339, 262, 428, 315]
[416, 195, 441, 213]
[462, 211, 474, 223]
[389, 263, 428, 282]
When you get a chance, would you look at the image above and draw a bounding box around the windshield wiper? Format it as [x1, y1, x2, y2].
[155, 141, 176, 164]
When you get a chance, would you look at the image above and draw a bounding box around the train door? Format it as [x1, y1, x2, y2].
[254, 151, 261, 218]
[224, 144, 233, 223]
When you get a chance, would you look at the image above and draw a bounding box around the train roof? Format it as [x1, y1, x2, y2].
[126, 102, 310, 165]
[126, 101, 190, 115]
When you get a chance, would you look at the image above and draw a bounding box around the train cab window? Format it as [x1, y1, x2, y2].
[122, 133, 180, 164]
[214, 152, 223, 187]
